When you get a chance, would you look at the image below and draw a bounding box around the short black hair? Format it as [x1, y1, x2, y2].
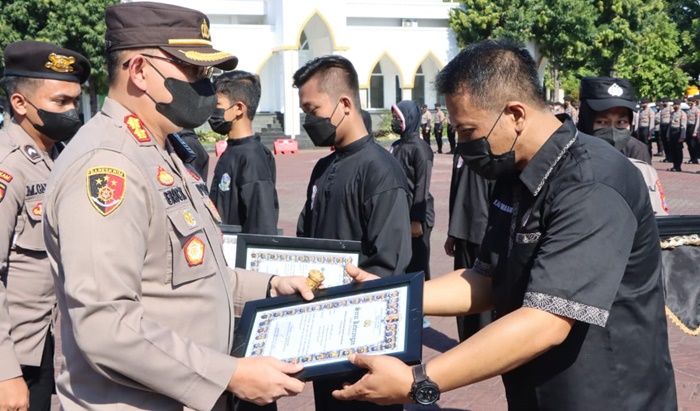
[293, 55, 361, 111]
[0, 76, 41, 116]
[435, 39, 545, 112]
[214, 70, 261, 120]
[106, 50, 124, 85]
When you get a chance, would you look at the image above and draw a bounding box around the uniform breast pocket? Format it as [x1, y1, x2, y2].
[509, 231, 542, 276]
[14, 198, 45, 251]
[166, 207, 217, 287]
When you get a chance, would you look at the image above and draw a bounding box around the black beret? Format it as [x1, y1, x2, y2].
[673, 99, 682, 105]
[579, 77, 637, 112]
[105, 2, 237, 70]
[3, 40, 90, 83]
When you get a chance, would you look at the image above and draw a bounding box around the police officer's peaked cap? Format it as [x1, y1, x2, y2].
[105, 2, 238, 70]
[579, 77, 637, 112]
[2, 40, 90, 83]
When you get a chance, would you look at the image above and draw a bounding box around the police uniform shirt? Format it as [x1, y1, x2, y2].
[209, 135, 279, 235]
[297, 135, 412, 277]
[473, 119, 676, 410]
[0, 121, 56, 378]
[44, 98, 272, 410]
[447, 154, 493, 244]
[670, 109, 687, 130]
[637, 107, 654, 129]
[660, 105, 672, 124]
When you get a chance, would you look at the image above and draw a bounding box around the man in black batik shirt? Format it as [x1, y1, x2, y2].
[208, 71, 278, 234]
[294, 55, 411, 411]
[333, 40, 676, 411]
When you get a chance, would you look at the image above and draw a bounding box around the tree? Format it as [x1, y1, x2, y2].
[448, 0, 535, 46]
[665, 0, 700, 83]
[0, 0, 117, 114]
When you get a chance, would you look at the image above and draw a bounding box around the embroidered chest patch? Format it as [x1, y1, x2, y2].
[156, 166, 175, 186]
[87, 167, 126, 216]
[184, 236, 205, 266]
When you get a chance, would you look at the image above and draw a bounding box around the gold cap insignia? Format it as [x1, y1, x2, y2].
[201, 19, 211, 40]
[45, 53, 75, 73]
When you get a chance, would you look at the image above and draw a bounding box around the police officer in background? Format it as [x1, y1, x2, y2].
[577, 77, 651, 164]
[43, 3, 312, 410]
[0, 40, 89, 411]
[667, 99, 687, 171]
[433, 103, 446, 153]
[659, 98, 672, 161]
[685, 97, 699, 164]
[420, 103, 432, 146]
[0, 41, 90, 410]
[295, 55, 411, 411]
[635, 98, 655, 156]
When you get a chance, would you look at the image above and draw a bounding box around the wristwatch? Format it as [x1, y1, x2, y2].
[408, 364, 440, 405]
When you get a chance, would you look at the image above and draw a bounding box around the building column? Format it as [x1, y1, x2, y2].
[401, 88, 412, 101]
[359, 88, 369, 109]
[281, 49, 300, 137]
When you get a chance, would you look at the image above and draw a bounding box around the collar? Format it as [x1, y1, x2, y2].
[227, 135, 256, 146]
[519, 118, 579, 197]
[100, 97, 156, 147]
[335, 134, 372, 156]
[5, 120, 47, 164]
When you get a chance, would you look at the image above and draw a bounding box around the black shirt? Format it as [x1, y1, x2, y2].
[390, 134, 435, 227]
[176, 129, 210, 182]
[475, 119, 676, 410]
[297, 135, 412, 277]
[447, 153, 493, 244]
[209, 135, 279, 235]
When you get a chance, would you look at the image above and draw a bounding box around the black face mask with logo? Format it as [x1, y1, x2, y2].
[456, 109, 520, 180]
[303, 101, 345, 147]
[145, 60, 216, 129]
[26, 100, 82, 142]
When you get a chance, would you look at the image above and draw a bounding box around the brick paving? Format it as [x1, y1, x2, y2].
[51, 142, 700, 410]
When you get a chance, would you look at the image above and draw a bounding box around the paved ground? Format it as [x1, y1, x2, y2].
[51, 141, 700, 410]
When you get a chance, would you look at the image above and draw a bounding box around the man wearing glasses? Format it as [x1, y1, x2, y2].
[43, 2, 312, 410]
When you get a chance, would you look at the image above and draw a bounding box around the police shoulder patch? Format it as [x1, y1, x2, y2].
[86, 167, 126, 216]
[124, 115, 151, 143]
[0, 169, 13, 183]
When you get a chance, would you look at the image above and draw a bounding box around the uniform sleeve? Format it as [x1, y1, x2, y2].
[239, 179, 278, 235]
[231, 268, 273, 317]
[409, 148, 432, 223]
[522, 183, 637, 328]
[650, 111, 655, 130]
[0, 170, 23, 380]
[682, 112, 688, 131]
[360, 188, 412, 277]
[47, 151, 235, 411]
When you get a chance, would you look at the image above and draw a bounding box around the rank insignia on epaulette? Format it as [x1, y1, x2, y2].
[124, 115, 151, 143]
[184, 236, 205, 266]
[87, 167, 126, 216]
[156, 166, 174, 186]
[45, 53, 75, 73]
[0, 170, 13, 183]
[0, 182, 6, 203]
[31, 202, 42, 217]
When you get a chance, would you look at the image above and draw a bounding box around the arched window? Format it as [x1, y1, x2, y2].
[413, 66, 425, 106]
[370, 63, 384, 109]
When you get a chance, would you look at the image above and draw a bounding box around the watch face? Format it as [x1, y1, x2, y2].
[415, 385, 440, 405]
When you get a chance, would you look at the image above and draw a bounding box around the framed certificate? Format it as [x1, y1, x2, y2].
[235, 234, 362, 287]
[220, 224, 242, 268]
[236, 272, 424, 381]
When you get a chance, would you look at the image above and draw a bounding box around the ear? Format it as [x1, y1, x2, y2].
[230, 101, 247, 121]
[505, 101, 527, 134]
[339, 95, 353, 115]
[10, 92, 29, 116]
[127, 55, 149, 92]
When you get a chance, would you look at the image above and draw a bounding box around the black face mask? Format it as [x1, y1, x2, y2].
[456, 109, 519, 180]
[208, 107, 233, 135]
[26, 100, 82, 142]
[303, 101, 344, 147]
[145, 59, 216, 129]
[391, 118, 403, 135]
[593, 127, 631, 151]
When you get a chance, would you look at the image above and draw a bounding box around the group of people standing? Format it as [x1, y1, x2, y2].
[0, 1, 679, 410]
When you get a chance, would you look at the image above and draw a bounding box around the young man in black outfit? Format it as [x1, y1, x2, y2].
[208, 71, 279, 234]
[295, 55, 411, 411]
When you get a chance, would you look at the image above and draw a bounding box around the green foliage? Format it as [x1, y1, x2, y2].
[448, 0, 534, 46]
[196, 129, 226, 144]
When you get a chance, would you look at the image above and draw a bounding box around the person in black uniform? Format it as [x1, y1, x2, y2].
[577, 77, 651, 164]
[333, 39, 676, 411]
[389, 100, 434, 280]
[445, 151, 493, 341]
[170, 128, 209, 182]
[294, 55, 411, 411]
[208, 71, 278, 234]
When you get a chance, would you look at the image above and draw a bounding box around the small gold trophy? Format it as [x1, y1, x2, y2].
[306, 269, 325, 291]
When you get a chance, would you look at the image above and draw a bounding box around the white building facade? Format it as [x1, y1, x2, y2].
[126, 0, 460, 137]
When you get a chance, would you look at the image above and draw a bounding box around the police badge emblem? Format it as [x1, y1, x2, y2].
[87, 167, 126, 216]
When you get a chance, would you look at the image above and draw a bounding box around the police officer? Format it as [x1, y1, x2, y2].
[389, 100, 434, 281]
[433, 103, 446, 153]
[208, 70, 279, 234]
[43, 3, 311, 410]
[667, 98, 688, 171]
[333, 39, 676, 410]
[0, 40, 90, 411]
[659, 98, 672, 161]
[577, 77, 651, 164]
[635, 98, 655, 156]
[685, 97, 699, 164]
[420, 104, 432, 146]
[294, 55, 411, 411]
